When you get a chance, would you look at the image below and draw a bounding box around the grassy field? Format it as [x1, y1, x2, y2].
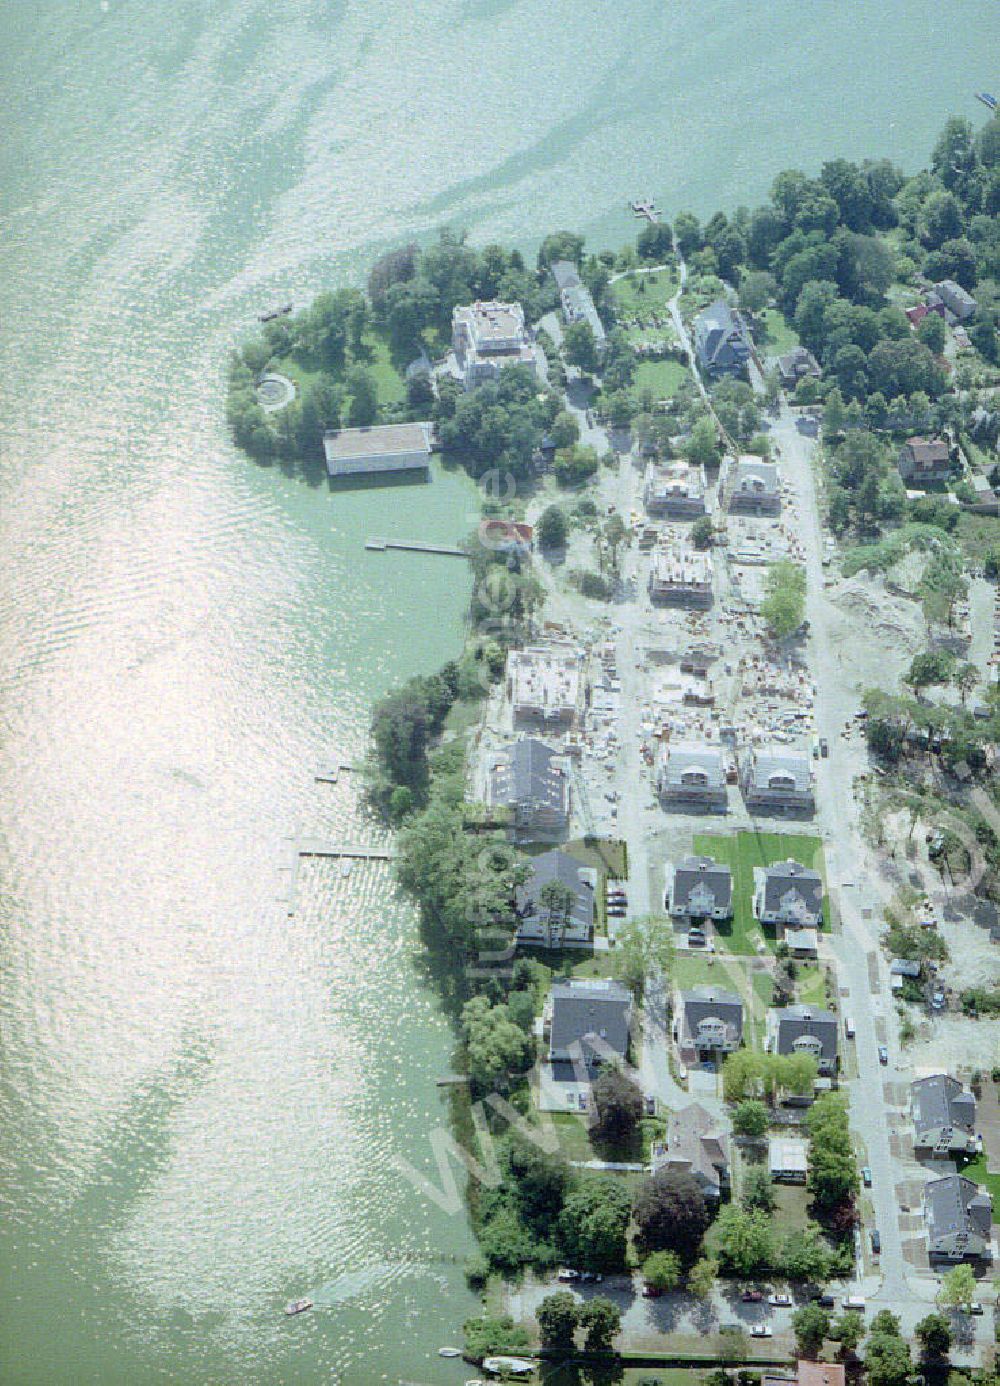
[756, 308, 799, 355]
[273, 327, 406, 409]
[956, 510, 1000, 563]
[611, 268, 679, 317]
[693, 830, 829, 955]
[796, 963, 829, 1008]
[635, 357, 689, 400]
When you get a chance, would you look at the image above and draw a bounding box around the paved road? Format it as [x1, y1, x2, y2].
[768, 400, 912, 1306]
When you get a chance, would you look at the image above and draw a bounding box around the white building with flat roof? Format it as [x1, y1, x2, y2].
[506, 646, 584, 725]
[452, 300, 535, 388]
[323, 421, 432, 478]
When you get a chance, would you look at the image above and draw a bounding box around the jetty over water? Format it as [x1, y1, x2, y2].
[298, 839, 397, 860]
[364, 538, 467, 557]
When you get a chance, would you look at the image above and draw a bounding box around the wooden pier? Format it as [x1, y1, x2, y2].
[313, 762, 364, 784]
[298, 839, 397, 860]
[629, 198, 662, 223]
[365, 538, 467, 558]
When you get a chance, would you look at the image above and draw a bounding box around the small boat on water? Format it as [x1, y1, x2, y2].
[259, 302, 293, 323]
[438, 1346, 462, 1358]
[975, 91, 997, 111]
[284, 1298, 313, 1316]
[340, 859, 352, 878]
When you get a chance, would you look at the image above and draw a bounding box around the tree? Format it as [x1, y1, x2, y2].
[741, 1165, 775, 1213]
[685, 418, 721, 469]
[917, 311, 947, 355]
[832, 1310, 865, 1355]
[345, 365, 378, 427]
[732, 1100, 769, 1139]
[611, 914, 674, 1005]
[591, 1067, 643, 1146]
[904, 648, 955, 692]
[633, 1168, 710, 1260]
[713, 1204, 773, 1275]
[637, 221, 674, 261]
[464, 1313, 531, 1362]
[865, 1331, 911, 1386]
[558, 1176, 632, 1272]
[673, 212, 702, 257]
[687, 1256, 719, 1299]
[554, 444, 601, 487]
[915, 1312, 952, 1358]
[762, 560, 806, 641]
[642, 1250, 682, 1292]
[778, 1223, 832, 1282]
[563, 320, 599, 373]
[603, 513, 629, 574]
[537, 505, 568, 550]
[956, 662, 980, 705]
[503, 1134, 573, 1234]
[536, 1291, 579, 1354]
[460, 995, 533, 1091]
[739, 270, 777, 315]
[937, 1262, 977, 1309]
[691, 515, 714, 550]
[792, 1303, 830, 1358]
[579, 1296, 622, 1354]
[539, 879, 575, 930]
[538, 231, 585, 270]
[550, 410, 580, 449]
[922, 190, 964, 249]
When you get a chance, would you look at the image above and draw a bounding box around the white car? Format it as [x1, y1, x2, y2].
[751, 1325, 773, 1338]
[557, 1268, 580, 1282]
[768, 1293, 792, 1307]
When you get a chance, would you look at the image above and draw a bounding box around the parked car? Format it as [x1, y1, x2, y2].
[815, 1294, 835, 1308]
[970, 1302, 984, 1315]
[641, 1283, 663, 1298]
[751, 1325, 773, 1339]
[878, 1045, 888, 1065]
[644, 1095, 656, 1116]
[862, 1167, 872, 1187]
[843, 1295, 866, 1311]
[768, 1293, 792, 1308]
[741, 1290, 763, 1303]
[688, 929, 707, 947]
[579, 1272, 603, 1283]
[870, 1230, 881, 1254]
[557, 1268, 580, 1282]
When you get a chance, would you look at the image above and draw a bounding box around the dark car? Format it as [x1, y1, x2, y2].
[878, 1045, 888, 1065]
[688, 930, 707, 947]
[816, 1293, 835, 1308]
[820, 738, 829, 758]
[870, 1230, 881, 1254]
[862, 1166, 872, 1187]
[741, 1289, 763, 1302]
[642, 1283, 663, 1298]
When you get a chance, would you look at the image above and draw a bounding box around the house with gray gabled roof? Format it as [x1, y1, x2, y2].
[742, 747, 815, 817]
[675, 986, 744, 1063]
[666, 855, 733, 921]
[487, 737, 570, 836]
[728, 458, 782, 516]
[911, 1074, 977, 1158]
[652, 1103, 730, 1199]
[753, 860, 823, 930]
[656, 742, 727, 812]
[550, 260, 606, 354]
[777, 346, 821, 390]
[935, 280, 977, 322]
[548, 978, 633, 1072]
[923, 1175, 992, 1263]
[897, 436, 952, 485]
[694, 299, 751, 377]
[768, 1004, 838, 1075]
[515, 848, 594, 948]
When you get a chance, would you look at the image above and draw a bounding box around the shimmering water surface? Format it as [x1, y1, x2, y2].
[0, 2, 995, 1382]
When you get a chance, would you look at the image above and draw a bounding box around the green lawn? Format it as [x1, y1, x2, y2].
[693, 830, 829, 955]
[796, 964, 829, 1008]
[611, 269, 679, 317]
[958, 1153, 1000, 1209]
[635, 357, 689, 400]
[756, 308, 799, 355]
[272, 327, 406, 410]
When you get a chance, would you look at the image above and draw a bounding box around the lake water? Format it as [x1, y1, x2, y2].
[0, 2, 995, 1382]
